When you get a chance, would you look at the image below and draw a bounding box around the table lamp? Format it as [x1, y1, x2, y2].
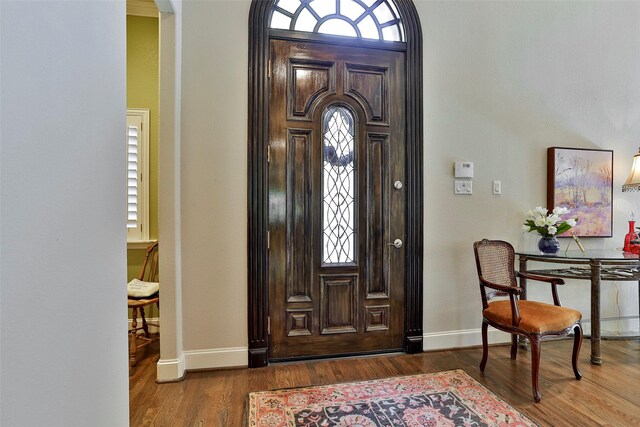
[622, 148, 640, 192]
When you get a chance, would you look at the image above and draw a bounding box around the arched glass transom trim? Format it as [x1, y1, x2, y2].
[322, 105, 356, 264]
[270, 0, 405, 42]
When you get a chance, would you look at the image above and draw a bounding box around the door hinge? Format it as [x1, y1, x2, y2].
[268, 60, 272, 79]
[267, 144, 271, 163]
[267, 316, 271, 335]
[267, 230, 270, 250]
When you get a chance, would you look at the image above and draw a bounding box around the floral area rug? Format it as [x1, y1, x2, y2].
[248, 369, 536, 426]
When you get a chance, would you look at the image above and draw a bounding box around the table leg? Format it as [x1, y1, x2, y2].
[590, 260, 602, 365]
[518, 256, 528, 349]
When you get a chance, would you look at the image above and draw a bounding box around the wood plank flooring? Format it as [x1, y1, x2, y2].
[130, 337, 640, 426]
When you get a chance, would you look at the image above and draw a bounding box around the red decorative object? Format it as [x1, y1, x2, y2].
[623, 220, 638, 252]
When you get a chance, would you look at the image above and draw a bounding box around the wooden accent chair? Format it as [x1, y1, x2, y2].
[128, 242, 159, 367]
[473, 239, 583, 402]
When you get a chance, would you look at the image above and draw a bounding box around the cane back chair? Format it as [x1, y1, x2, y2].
[473, 239, 583, 402]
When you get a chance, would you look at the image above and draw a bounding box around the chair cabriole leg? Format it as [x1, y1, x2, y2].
[529, 335, 542, 402]
[480, 321, 489, 371]
[572, 323, 583, 380]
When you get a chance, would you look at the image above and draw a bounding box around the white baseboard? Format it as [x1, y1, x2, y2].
[156, 354, 186, 382]
[423, 327, 511, 351]
[154, 322, 623, 377]
[184, 346, 248, 371]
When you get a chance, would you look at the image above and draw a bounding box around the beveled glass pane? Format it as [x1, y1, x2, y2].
[358, 15, 379, 40]
[271, 10, 292, 30]
[318, 19, 357, 38]
[373, 2, 393, 24]
[309, 0, 335, 18]
[276, 0, 301, 14]
[340, 0, 365, 21]
[294, 7, 317, 32]
[382, 25, 400, 42]
[361, 0, 377, 6]
[322, 106, 356, 264]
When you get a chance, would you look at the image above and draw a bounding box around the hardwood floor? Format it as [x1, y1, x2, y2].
[130, 337, 640, 426]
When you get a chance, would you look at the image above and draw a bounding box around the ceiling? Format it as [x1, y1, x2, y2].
[127, 0, 158, 18]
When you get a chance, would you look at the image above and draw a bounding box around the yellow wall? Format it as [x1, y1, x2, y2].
[127, 15, 159, 280]
[127, 15, 159, 319]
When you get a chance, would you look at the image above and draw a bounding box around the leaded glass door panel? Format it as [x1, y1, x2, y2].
[268, 39, 405, 359]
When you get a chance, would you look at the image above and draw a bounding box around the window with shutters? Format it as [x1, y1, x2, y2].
[126, 108, 150, 242]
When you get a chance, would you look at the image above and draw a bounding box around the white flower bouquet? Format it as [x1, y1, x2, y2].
[523, 206, 577, 237]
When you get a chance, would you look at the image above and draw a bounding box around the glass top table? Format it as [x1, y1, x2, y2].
[515, 249, 640, 365]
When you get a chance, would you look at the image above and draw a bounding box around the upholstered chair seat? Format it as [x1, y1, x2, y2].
[484, 300, 582, 334]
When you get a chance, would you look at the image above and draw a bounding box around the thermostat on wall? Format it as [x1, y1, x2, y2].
[454, 161, 474, 178]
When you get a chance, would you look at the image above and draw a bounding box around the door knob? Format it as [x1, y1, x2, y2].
[388, 239, 403, 248]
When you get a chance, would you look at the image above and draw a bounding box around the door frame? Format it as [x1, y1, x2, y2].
[247, 0, 423, 368]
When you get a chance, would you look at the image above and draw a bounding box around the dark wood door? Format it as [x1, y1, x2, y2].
[268, 39, 405, 360]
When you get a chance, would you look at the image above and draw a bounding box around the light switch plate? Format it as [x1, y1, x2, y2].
[493, 180, 501, 195]
[454, 180, 472, 195]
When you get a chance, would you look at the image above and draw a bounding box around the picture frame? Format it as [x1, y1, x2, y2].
[547, 147, 613, 237]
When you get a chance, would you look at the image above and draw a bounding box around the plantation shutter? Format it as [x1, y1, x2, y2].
[127, 114, 143, 239]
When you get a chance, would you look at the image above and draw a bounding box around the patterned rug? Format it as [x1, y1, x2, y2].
[248, 369, 536, 426]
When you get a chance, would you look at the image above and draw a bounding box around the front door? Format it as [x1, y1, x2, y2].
[268, 39, 406, 360]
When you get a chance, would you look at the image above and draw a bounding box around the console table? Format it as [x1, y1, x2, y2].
[515, 249, 640, 365]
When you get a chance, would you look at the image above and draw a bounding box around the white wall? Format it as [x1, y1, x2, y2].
[171, 0, 640, 371]
[179, 0, 249, 368]
[157, 0, 186, 381]
[0, 1, 129, 425]
[418, 0, 640, 348]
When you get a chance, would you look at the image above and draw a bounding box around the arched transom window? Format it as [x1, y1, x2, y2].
[270, 0, 405, 42]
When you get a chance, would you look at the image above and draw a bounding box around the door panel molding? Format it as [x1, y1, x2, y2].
[286, 129, 313, 303]
[287, 59, 336, 121]
[365, 133, 390, 299]
[320, 275, 359, 335]
[248, 0, 423, 368]
[345, 63, 389, 125]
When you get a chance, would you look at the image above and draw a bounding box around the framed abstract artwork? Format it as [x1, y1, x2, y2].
[547, 147, 613, 237]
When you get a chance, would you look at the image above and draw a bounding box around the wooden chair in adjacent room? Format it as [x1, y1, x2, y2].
[128, 242, 159, 367]
[473, 239, 583, 402]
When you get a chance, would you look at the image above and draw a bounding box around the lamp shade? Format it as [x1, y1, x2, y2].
[623, 148, 640, 192]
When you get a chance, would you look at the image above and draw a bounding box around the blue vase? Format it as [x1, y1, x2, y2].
[538, 236, 560, 254]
